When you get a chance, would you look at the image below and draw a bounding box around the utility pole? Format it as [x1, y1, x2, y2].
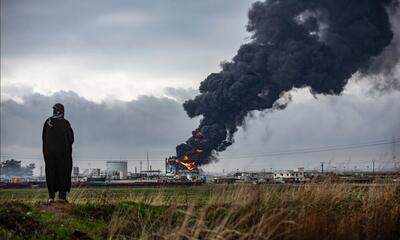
[320, 162, 324, 175]
[147, 152, 149, 172]
[40, 165, 43, 178]
[372, 160, 375, 174]
[393, 136, 397, 170]
[140, 160, 142, 173]
[165, 158, 168, 174]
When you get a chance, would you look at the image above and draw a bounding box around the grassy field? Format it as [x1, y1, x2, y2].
[0, 183, 399, 240]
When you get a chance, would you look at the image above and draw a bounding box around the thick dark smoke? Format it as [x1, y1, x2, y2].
[365, 1, 400, 93]
[176, 0, 394, 167]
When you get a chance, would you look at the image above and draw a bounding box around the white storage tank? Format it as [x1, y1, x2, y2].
[106, 161, 128, 179]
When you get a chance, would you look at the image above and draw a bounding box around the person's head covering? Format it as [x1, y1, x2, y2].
[47, 103, 65, 127]
[53, 103, 65, 114]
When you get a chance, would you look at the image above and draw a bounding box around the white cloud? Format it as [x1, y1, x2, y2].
[1, 56, 202, 102]
[1, 0, 251, 103]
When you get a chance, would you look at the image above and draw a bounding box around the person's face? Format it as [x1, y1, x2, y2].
[53, 108, 60, 115]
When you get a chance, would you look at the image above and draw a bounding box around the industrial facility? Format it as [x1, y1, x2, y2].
[106, 161, 128, 180]
[1, 155, 400, 189]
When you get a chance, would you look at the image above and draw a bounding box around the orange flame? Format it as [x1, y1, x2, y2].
[180, 161, 196, 171]
[175, 155, 196, 170]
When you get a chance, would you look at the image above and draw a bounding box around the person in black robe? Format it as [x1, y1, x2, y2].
[42, 103, 74, 203]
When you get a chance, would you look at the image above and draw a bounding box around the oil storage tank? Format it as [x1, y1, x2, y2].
[106, 161, 128, 180]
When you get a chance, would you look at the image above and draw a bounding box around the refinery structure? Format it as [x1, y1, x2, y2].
[1, 140, 400, 188]
[2, 135, 398, 187]
[1, 154, 400, 189]
[106, 161, 128, 180]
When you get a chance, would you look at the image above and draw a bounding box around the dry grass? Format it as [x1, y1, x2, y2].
[93, 184, 400, 240]
[1, 183, 399, 239]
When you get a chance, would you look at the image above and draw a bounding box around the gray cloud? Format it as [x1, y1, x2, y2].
[1, 0, 253, 60]
[1, 86, 399, 173]
[163, 87, 198, 103]
[212, 87, 400, 172]
[1, 90, 198, 162]
[365, 2, 400, 93]
[1, 0, 254, 101]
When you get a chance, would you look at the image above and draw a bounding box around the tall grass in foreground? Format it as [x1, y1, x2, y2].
[1, 183, 399, 239]
[88, 184, 400, 240]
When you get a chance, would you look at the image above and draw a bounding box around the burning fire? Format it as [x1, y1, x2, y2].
[175, 155, 196, 171]
[173, 128, 207, 171]
[179, 161, 196, 171]
[195, 148, 204, 153]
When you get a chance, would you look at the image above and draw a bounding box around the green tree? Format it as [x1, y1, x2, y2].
[0, 159, 35, 177]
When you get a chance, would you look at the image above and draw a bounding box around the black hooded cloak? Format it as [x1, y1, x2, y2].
[42, 116, 74, 194]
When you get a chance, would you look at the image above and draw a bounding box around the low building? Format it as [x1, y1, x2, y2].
[91, 168, 101, 177]
[273, 167, 305, 182]
[233, 172, 254, 181]
[81, 168, 101, 177]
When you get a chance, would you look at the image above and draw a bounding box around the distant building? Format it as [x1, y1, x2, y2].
[81, 169, 90, 176]
[273, 167, 305, 182]
[73, 166, 79, 177]
[91, 168, 101, 177]
[233, 172, 255, 181]
[106, 161, 128, 179]
[304, 170, 323, 179]
[81, 168, 101, 177]
[256, 171, 274, 180]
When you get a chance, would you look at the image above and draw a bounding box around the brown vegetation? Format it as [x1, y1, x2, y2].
[0, 183, 399, 239]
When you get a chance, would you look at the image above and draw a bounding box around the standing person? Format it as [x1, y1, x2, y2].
[42, 103, 74, 203]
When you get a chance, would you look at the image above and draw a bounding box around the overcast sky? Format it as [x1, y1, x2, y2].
[1, 0, 399, 175]
[1, 0, 253, 102]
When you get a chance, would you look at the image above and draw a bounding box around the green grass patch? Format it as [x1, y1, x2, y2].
[0, 184, 399, 239]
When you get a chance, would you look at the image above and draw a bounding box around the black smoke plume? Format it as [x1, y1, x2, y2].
[176, 0, 394, 167]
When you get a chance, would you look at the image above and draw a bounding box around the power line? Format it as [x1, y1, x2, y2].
[220, 138, 399, 160]
[226, 138, 399, 157]
[1, 137, 399, 161]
